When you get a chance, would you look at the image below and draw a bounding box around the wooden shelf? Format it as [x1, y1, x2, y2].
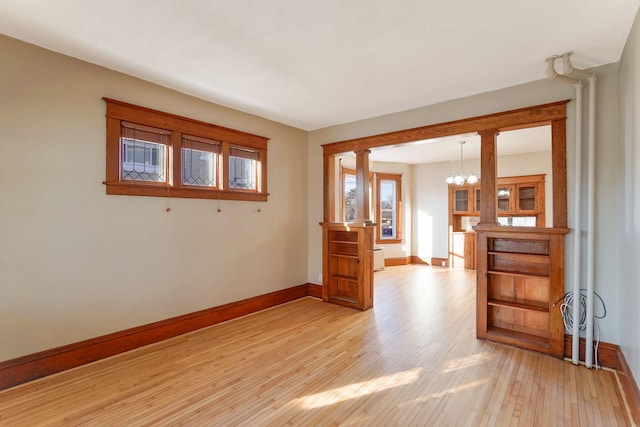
[329, 253, 359, 259]
[331, 274, 358, 283]
[488, 298, 548, 313]
[487, 270, 548, 279]
[487, 326, 550, 349]
[329, 240, 358, 245]
[330, 295, 359, 305]
[488, 251, 549, 260]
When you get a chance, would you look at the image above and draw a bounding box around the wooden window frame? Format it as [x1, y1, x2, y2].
[376, 173, 402, 244]
[104, 98, 268, 202]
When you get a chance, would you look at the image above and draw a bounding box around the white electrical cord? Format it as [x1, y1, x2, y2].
[556, 290, 606, 369]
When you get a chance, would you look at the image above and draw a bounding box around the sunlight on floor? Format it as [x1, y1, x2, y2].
[398, 378, 487, 408]
[442, 352, 493, 373]
[291, 368, 422, 409]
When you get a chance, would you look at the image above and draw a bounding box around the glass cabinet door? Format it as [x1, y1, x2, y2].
[453, 189, 469, 213]
[474, 187, 481, 214]
[497, 185, 513, 213]
[517, 184, 537, 212]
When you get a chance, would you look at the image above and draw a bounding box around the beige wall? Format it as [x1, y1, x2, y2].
[308, 63, 622, 344]
[619, 7, 640, 387]
[0, 35, 309, 361]
[412, 151, 552, 260]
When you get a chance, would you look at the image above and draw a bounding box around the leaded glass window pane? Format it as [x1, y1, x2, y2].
[121, 122, 168, 183]
[121, 139, 166, 182]
[229, 147, 259, 190]
[181, 135, 220, 187]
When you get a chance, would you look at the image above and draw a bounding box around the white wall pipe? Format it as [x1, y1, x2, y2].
[585, 74, 597, 368]
[547, 53, 598, 367]
[547, 56, 583, 364]
[571, 79, 583, 366]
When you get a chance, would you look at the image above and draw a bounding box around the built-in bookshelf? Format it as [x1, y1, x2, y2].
[475, 226, 567, 357]
[322, 223, 375, 310]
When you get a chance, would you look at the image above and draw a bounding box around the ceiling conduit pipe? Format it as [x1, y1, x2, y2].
[546, 55, 583, 366]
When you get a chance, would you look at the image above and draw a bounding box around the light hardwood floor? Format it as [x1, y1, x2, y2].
[0, 265, 632, 426]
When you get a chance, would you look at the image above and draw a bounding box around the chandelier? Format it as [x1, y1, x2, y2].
[445, 140, 478, 186]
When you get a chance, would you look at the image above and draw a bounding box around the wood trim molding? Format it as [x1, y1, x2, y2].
[618, 346, 640, 425]
[430, 257, 449, 267]
[563, 335, 621, 370]
[410, 256, 448, 267]
[105, 98, 268, 147]
[308, 283, 323, 299]
[0, 283, 318, 391]
[322, 100, 569, 156]
[384, 257, 411, 267]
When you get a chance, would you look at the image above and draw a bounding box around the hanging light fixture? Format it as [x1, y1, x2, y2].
[445, 140, 478, 186]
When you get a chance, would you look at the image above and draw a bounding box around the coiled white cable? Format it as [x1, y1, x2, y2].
[557, 290, 606, 369]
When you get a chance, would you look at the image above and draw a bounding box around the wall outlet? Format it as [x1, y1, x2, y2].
[441, 261, 446, 267]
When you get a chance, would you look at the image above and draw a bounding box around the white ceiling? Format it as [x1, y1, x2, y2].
[1, 1, 638, 130]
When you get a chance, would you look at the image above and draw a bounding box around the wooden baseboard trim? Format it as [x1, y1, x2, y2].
[410, 255, 428, 265]
[617, 346, 640, 425]
[563, 335, 620, 370]
[430, 257, 449, 267]
[0, 283, 316, 391]
[384, 257, 412, 267]
[308, 283, 322, 299]
[410, 256, 449, 267]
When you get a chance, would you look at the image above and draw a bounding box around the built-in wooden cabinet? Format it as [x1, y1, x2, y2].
[321, 223, 375, 310]
[448, 174, 546, 270]
[449, 174, 545, 230]
[497, 185, 514, 213]
[452, 188, 472, 214]
[475, 226, 567, 357]
[516, 183, 538, 214]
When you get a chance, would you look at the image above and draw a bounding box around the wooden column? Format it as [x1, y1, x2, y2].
[354, 149, 371, 223]
[551, 118, 568, 228]
[323, 154, 335, 223]
[478, 129, 499, 226]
